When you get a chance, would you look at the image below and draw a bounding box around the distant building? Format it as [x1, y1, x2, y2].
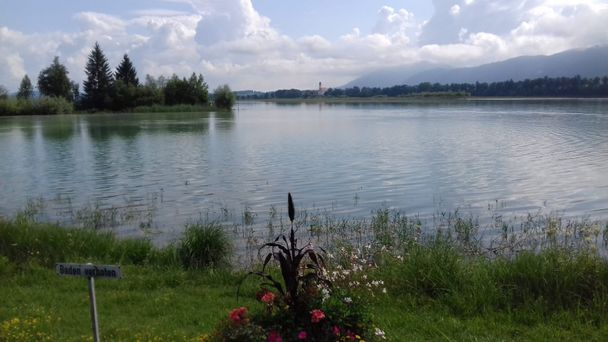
[318, 82, 328, 96]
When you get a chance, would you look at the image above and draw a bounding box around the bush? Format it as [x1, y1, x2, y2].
[177, 223, 232, 269]
[0, 97, 73, 116]
[213, 84, 236, 110]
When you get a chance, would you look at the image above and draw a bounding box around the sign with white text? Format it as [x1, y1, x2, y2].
[56, 263, 122, 279]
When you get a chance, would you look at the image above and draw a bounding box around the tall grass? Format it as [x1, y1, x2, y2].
[0, 219, 157, 267]
[0, 219, 232, 270]
[0, 97, 73, 116]
[177, 222, 232, 269]
[376, 243, 608, 320]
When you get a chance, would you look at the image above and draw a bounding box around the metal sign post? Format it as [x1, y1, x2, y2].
[88, 274, 100, 342]
[56, 263, 122, 342]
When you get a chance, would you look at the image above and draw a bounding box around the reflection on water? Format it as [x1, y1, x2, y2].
[0, 100, 607, 241]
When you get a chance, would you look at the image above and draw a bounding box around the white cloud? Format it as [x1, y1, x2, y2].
[450, 5, 461, 16]
[0, 0, 607, 91]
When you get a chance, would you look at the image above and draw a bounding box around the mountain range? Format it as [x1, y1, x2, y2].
[344, 46, 608, 88]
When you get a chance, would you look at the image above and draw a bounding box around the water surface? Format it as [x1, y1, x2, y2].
[1, 99, 607, 240]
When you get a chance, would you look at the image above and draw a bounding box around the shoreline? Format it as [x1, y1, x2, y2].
[240, 96, 608, 105]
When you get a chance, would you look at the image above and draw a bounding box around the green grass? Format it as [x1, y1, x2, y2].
[2, 218, 608, 340]
[0, 97, 74, 116]
[178, 223, 232, 269]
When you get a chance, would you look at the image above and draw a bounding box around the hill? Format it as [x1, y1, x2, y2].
[345, 46, 608, 88]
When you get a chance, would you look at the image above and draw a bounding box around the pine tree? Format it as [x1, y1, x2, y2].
[38, 57, 72, 99]
[83, 42, 114, 109]
[115, 54, 139, 87]
[17, 75, 33, 100]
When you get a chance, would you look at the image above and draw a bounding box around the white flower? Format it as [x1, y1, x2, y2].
[375, 327, 386, 339]
[382, 288, 387, 294]
[321, 288, 330, 303]
[343, 297, 353, 303]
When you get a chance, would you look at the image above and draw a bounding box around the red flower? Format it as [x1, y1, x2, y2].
[298, 331, 308, 340]
[229, 307, 248, 324]
[261, 291, 276, 304]
[310, 309, 326, 323]
[332, 326, 341, 336]
[268, 330, 283, 342]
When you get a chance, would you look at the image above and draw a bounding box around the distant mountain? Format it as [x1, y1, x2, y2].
[342, 62, 442, 88]
[346, 46, 608, 88]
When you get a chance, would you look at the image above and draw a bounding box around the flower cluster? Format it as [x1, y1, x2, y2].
[229, 307, 248, 325]
[209, 194, 384, 341]
[0, 315, 53, 342]
[324, 246, 388, 297]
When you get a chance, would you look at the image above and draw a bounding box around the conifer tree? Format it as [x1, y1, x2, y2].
[83, 42, 114, 109]
[17, 75, 33, 100]
[115, 54, 139, 86]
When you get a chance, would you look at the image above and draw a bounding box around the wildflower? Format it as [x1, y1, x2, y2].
[332, 326, 341, 336]
[343, 297, 353, 303]
[268, 330, 283, 342]
[321, 288, 330, 303]
[261, 291, 276, 304]
[298, 331, 308, 340]
[229, 307, 248, 325]
[374, 327, 386, 339]
[310, 309, 326, 323]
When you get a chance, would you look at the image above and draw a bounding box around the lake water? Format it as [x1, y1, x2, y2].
[1, 99, 607, 241]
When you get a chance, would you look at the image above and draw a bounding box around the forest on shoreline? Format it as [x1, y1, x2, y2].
[239, 74, 608, 100]
[0, 42, 235, 116]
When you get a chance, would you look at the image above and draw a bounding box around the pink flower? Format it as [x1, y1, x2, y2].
[229, 307, 247, 325]
[297, 331, 308, 340]
[332, 326, 341, 336]
[268, 330, 283, 342]
[261, 291, 276, 304]
[310, 309, 326, 323]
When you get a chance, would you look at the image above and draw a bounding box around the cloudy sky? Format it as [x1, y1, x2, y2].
[1, 0, 607, 91]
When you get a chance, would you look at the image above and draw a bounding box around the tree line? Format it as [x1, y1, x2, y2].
[239, 75, 608, 99]
[1, 42, 235, 113]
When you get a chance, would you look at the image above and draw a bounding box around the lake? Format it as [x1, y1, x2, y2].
[1, 99, 607, 242]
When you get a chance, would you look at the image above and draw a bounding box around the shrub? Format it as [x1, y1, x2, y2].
[177, 222, 232, 269]
[213, 84, 236, 110]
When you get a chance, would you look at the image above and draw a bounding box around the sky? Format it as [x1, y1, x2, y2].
[1, 0, 608, 91]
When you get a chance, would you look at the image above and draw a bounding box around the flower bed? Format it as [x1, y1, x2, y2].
[208, 194, 385, 342]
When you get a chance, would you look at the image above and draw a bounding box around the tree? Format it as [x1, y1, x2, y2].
[111, 54, 140, 110]
[83, 42, 114, 109]
[164, 73, 208, 105]
[115, 54, 139, 86]
[213, 84, 235, 109]
[17, 75, 34, 100]
[38, 57, 72, 99]
[0, 85, 7, 100]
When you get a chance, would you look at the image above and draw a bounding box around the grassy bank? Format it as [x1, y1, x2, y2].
[2, 217, 608, 340]
[0, 98, 232, 117]
[0, 98, 74, 116]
